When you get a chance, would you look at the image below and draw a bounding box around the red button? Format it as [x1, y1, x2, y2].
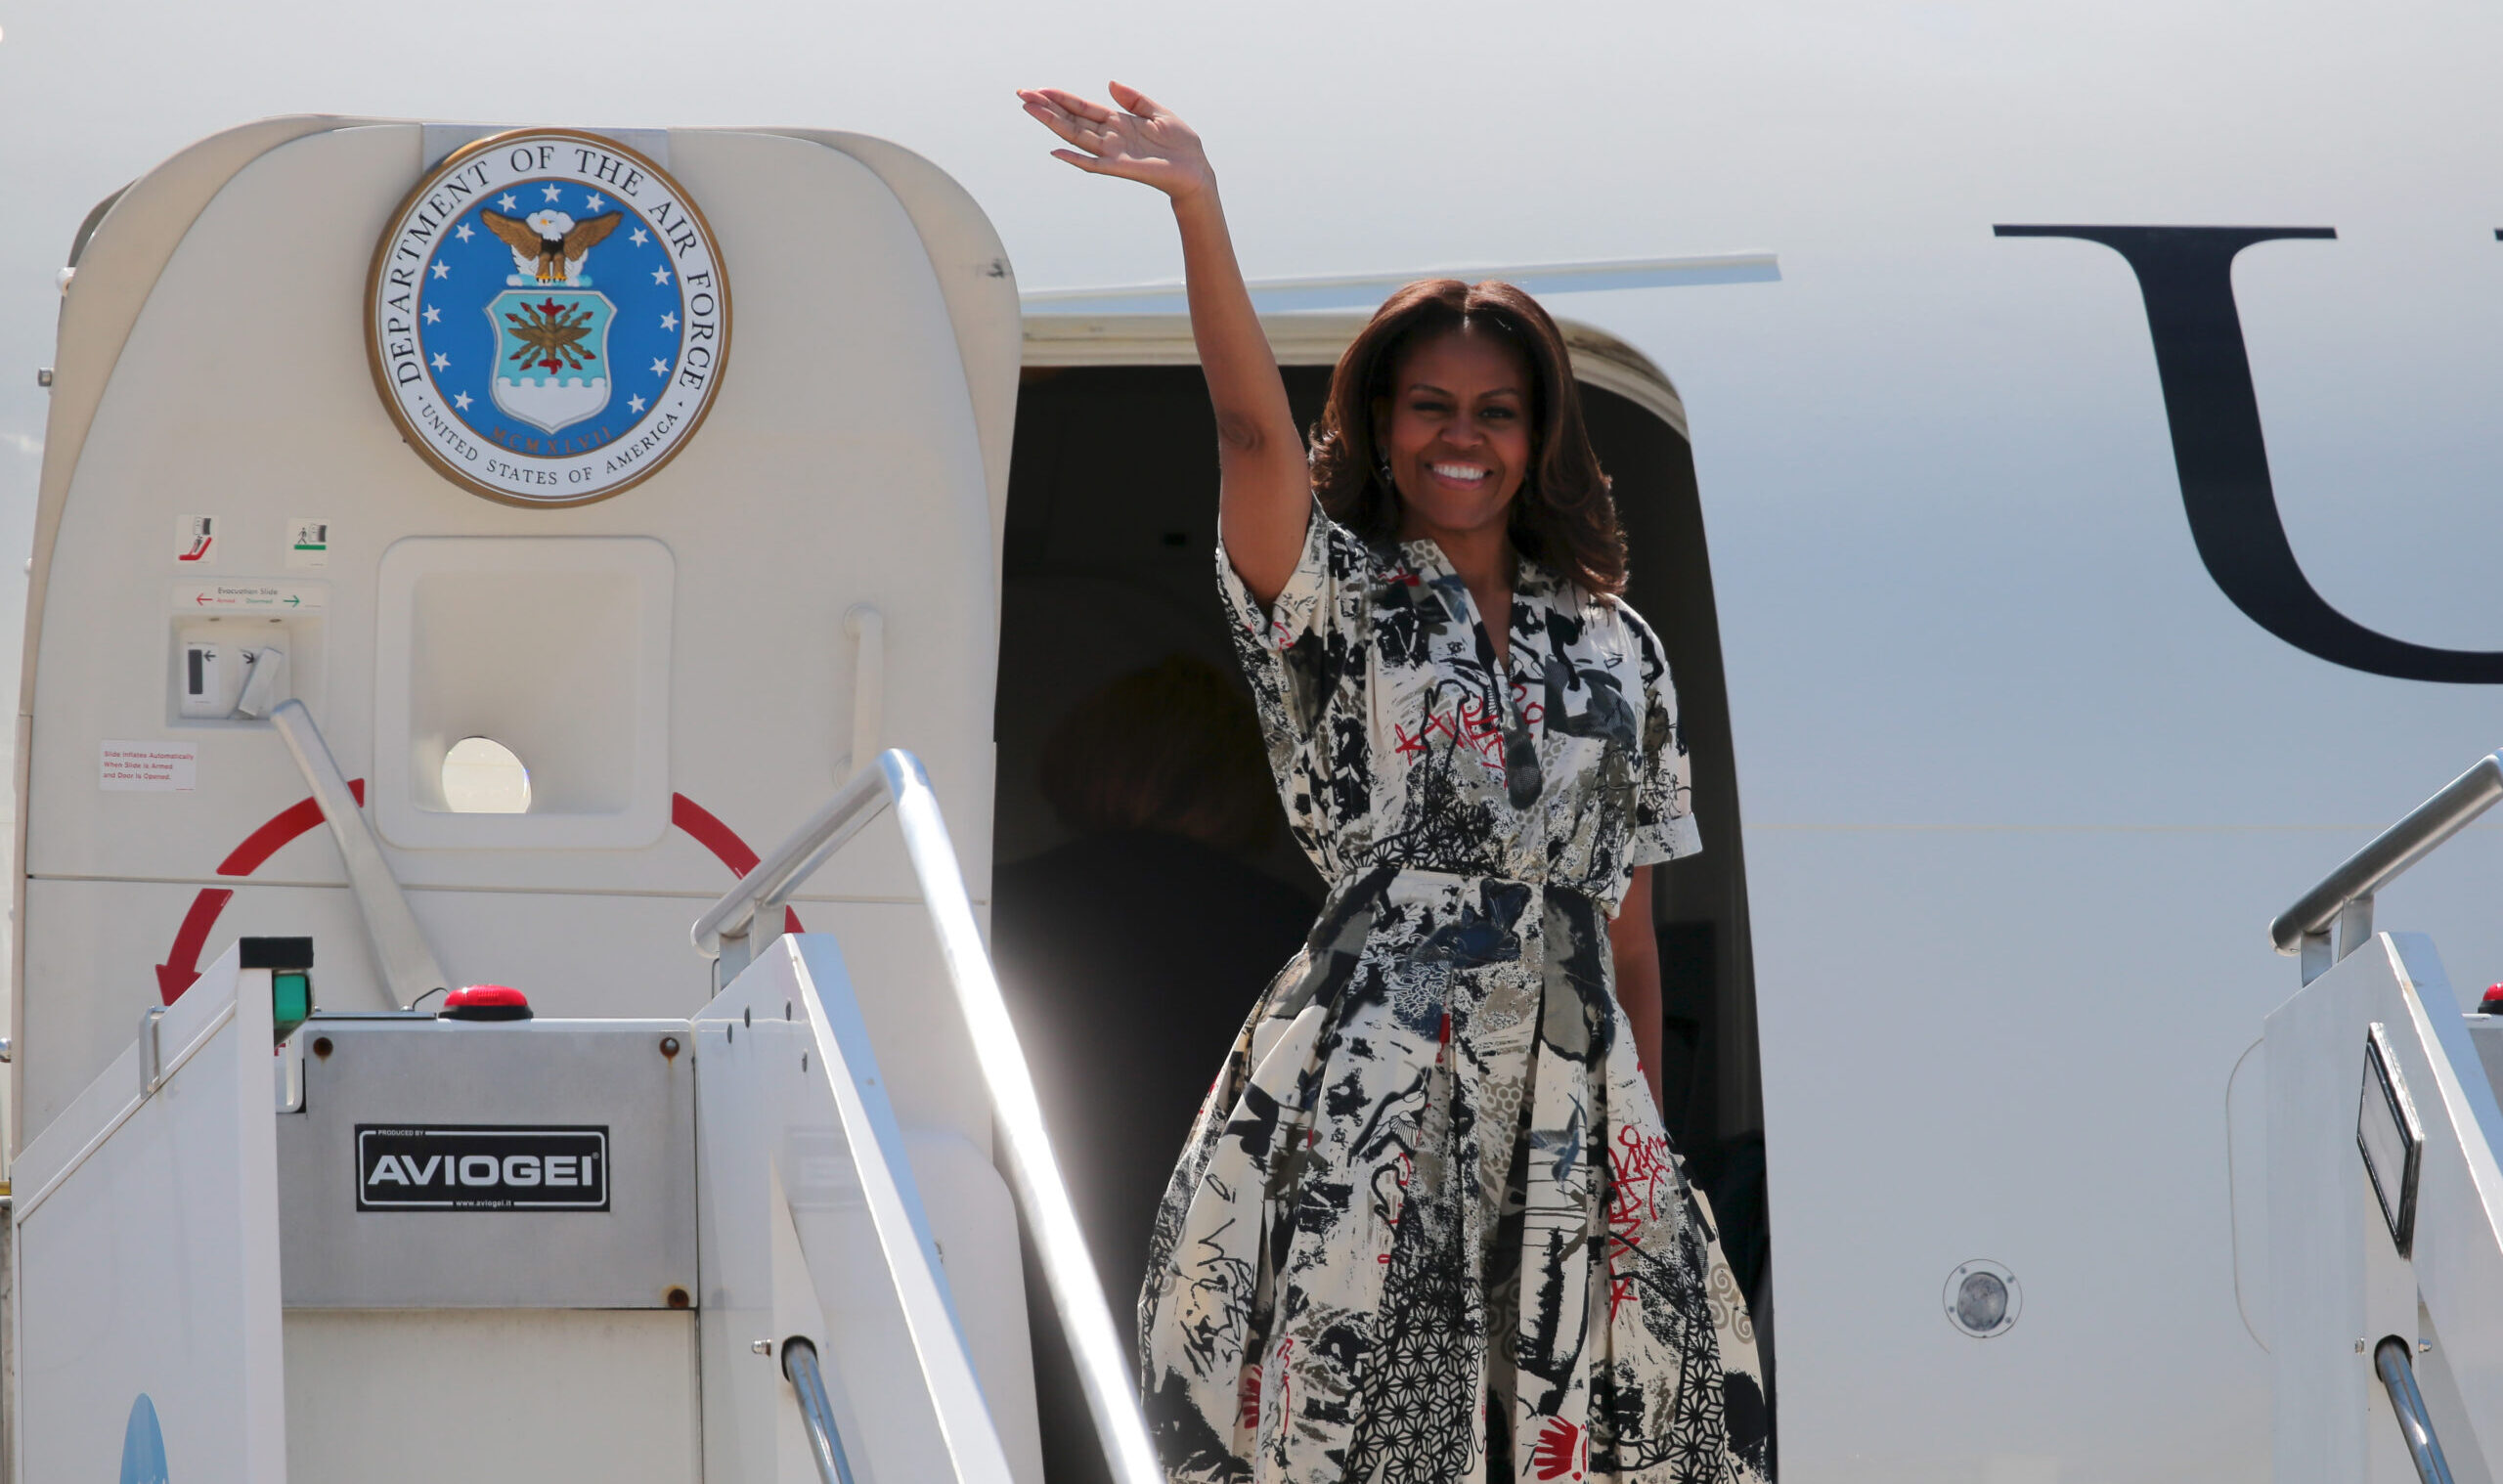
[441, 983, 533, 1022]
[2480, 984, 2503, 1015]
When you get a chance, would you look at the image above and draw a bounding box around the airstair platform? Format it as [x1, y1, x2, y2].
[9, 752, 1160, 1484]
[2255, 751, 2503, 1484]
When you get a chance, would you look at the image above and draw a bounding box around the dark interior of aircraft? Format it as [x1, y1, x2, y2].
[991, 360, 1770, 1480]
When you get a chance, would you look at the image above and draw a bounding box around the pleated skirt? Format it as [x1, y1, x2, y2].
[1136, 865, 1772, 1484]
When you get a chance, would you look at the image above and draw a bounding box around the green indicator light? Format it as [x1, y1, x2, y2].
[273, 971, 311, 1044]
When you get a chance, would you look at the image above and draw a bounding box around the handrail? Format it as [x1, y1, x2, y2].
[2269, 751, 2503, 982]
[2375, 1337, 2457, 1484]
[690, 757, 887, 977]
[691, 750, 1163, 1484]
[781, 1337, 858, 1484]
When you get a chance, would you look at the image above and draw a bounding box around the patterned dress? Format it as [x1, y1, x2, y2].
[1138, 503, 1772, 1484]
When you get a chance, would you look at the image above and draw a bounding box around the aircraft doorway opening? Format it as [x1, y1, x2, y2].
[992, 327, 1767, 1481]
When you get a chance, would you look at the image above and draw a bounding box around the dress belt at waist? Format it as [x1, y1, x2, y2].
[1323, 862, 1606, 912]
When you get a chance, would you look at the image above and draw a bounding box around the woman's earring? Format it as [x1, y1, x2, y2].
[1375, 453, 1397, 492]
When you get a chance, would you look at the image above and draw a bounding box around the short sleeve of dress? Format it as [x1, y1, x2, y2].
[1216, 499, 1376, 743]
[1622, 605, 1703, 868]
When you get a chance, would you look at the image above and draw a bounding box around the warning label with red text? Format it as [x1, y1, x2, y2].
[100, 741, 198, 792]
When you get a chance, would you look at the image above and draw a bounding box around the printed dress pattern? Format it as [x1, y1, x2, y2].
[1139, 503, 1772, 1484]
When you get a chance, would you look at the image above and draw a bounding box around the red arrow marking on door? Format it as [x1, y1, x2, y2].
[673, 793, 804, 935]
[155, 888, 235, 1003]
[156, 779, 367, 1004]
[158, 785, 789, 1005]
[217, 779, 364, 877]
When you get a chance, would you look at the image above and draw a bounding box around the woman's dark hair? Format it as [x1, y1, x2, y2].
[1309, 279, 1627, 596]
[1039, 654, 1281, 853]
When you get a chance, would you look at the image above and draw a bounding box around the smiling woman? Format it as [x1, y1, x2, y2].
[1020, 82, 1769, 1484]
[1311, 279, 1628, 608]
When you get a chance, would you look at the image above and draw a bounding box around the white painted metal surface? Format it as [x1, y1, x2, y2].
[274, 1015, 697, 1309]
[2264, 932, 2503, 1484]
[1022, 251, 1780, 315]
[10, 946, 284, 1484]
[840, 606, 884, 785]
[369, 536, 678, 851]
[283, 1310, 700, 1484]
[13, 119, 1019, 1147]
[693, 932, 1036, 1484]
[693, 750, 1159, 1484]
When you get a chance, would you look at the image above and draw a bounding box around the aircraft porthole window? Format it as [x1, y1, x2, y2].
[1945, 1258, 2021, 1338]
[441, 736, 532, 814]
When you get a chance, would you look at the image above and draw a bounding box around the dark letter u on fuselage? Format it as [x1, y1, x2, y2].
[1998, 224, 2503, 684]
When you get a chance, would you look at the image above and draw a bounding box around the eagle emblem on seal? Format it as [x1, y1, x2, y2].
[480, 208, 623, 284]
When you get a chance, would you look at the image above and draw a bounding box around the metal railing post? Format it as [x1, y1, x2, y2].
[2336, 895, 2376, 962]
[2300, 929, 2333, 985]
[2374, 1337, 2456, 1484]
[781, 1337, 858, 1484]
[716, 926, 752, 989]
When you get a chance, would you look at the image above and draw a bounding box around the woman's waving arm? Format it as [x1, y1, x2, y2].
[1020, 83, 1311, 604]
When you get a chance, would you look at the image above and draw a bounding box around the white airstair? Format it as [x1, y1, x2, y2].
[7, 737, 1161, 1484]
[2259, 752, 2503, 1484]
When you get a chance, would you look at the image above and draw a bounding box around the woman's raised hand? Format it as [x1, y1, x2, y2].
[1018, 83, 1213, 202]
[1021, 82, 1307, 601]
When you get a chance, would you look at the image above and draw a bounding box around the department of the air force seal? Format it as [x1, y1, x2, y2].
[366, 128, 729, 506]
